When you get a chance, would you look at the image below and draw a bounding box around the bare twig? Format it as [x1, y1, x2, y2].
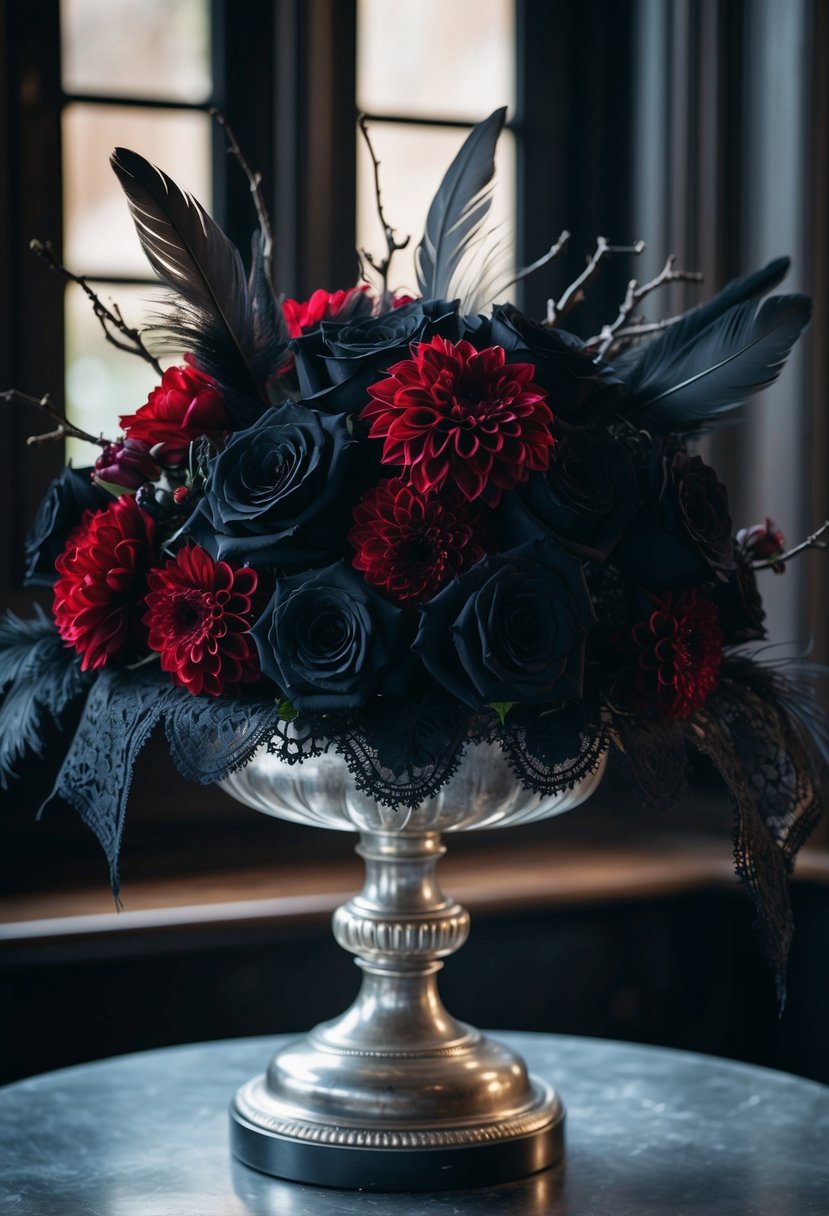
[211, 108, 274, 281]
[608, 314, 686, 342]
[1, 389, 109, 448]
[587, 254, 704, 357]
[493, 230, 570, 297]
[751, 521, 829, 571]
[30, 240, 163, 375]
[547, 236, 646, 325]
[357, 113, 410, 297]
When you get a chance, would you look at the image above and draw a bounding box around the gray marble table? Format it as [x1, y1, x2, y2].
[1, 1032, 827, 1215]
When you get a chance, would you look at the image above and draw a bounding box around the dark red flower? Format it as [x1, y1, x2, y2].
[737, 518, 787, 572]
[282, 286, 371, 338]
[53, 495, 156, 671]
[623, 590, 723, 720]
[120, 356, 229, 466]
[94, 438, 161, 490]
[143, 546, 260, 696]
[361, 336, 554, 506]
[349, 478, 485, 605]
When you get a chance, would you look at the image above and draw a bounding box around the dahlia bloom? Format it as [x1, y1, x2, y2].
[627, 590, 724, 720]
[349, 478, 485, 604]
[53, 494, 156, 671]
[361, 336, 554, 506]
[120, 356, 228, 466]
[143, 546, 260, 696]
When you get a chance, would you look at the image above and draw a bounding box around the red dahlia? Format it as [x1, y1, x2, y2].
[349, 478, 485, 605]
[143, 546, 260, 696]
[120, 355, 228, 466]
[361, 336, 554, 506]
[626, 590, 724, 720]
[53, 495, 156, 671]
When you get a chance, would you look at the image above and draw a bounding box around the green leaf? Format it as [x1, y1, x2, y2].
[277, 697, 298, 722]
[489, 701, 516, 725]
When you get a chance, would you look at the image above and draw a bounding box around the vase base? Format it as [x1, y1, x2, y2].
[230, 1074, 564, 1191]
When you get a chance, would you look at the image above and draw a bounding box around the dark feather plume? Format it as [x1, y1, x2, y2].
[0, 609, 89, 788]
[617, 256, 792, 378]
[619, 292, 811, 433]
[111, 148, 285, 418]
[415, 108, 506, 306]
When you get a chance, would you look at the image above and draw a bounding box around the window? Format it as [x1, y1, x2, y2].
[355, 0, 516, 295]
[60, 0, 215, 462]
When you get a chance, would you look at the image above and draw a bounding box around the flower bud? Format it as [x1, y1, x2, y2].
[94, 438, 161, 490]
[737, 518, 786, 570]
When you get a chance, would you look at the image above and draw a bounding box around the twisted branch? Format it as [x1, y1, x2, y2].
[1, 389, 110, 448]
[752, 521, 829, 571]
[30, 240, 162, 375]
[547, 236, 646, 325]
[357, 113, 410, 297]
[588, 254, 704, 357]
[211, 108, 274, 281]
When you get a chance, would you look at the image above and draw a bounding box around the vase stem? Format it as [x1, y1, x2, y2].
[230, 826, 564, 1189]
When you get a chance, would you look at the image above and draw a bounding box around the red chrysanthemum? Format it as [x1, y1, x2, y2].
[349, 478, 486, 604]
[282, 285, 370, 338]
[143, 546, 260, 696]
[626, 590, 724, 720]
[361, 336, 554, 506]
[120, 355, 229, 466]
[53, 495, 156, 671]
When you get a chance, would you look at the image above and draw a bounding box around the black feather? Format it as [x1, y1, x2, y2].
[0, 610, 89, 787]
[620, 293, 811, 433]
[617, 257, 792, 377]
[0, 606, 54, 690]
[415, 108, 506, 305]
[111, 148, 282, 417]
[248, 231, 290, 391]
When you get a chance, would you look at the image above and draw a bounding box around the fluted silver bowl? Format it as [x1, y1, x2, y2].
[221, 737, 606, 834]
[220, 740, 605, 1191]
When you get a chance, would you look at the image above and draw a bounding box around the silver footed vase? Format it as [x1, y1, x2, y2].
[220, 740, 605, 1191]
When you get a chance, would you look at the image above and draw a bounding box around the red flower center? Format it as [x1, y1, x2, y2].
[143, 547, 260, 696]
[361, 336, 554, 507]
[349, 477, 486, 605]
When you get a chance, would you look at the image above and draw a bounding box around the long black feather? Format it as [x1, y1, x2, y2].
[0, 606, 54, 690]
[0, 611, 89, 788]
[619, 292, 811, 433]
[617, 257, 792, 378]
[111, 148, 283, 416]
[415, 108, 506, 305]
[248, 231, 290, 392]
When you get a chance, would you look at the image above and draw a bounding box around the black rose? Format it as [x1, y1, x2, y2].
[496, 429, 641, 561]
[291, 298, 463, 413]
[24, 467, 109, 587]
[413, 540, 595, 708]
[712, 552, 767, 643]
[183, 403, 356, 567]
[251, 561, 410, 711]
[485, 304, 622, 422]
[614, 449, 735, 587]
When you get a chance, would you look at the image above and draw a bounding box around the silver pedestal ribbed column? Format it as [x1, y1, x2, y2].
[220, 742, 605, 1190]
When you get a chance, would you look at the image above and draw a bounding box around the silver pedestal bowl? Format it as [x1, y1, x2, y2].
[220, 740, 605, 1191]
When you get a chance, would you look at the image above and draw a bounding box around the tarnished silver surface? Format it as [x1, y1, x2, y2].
[218, 744, 605, 1188]
[2, 1034, 828, 1214]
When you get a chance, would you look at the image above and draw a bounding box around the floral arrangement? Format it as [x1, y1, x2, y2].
[2, 108, 826, 995]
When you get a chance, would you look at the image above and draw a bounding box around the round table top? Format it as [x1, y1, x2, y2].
[1, 1032, 827, 1215]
